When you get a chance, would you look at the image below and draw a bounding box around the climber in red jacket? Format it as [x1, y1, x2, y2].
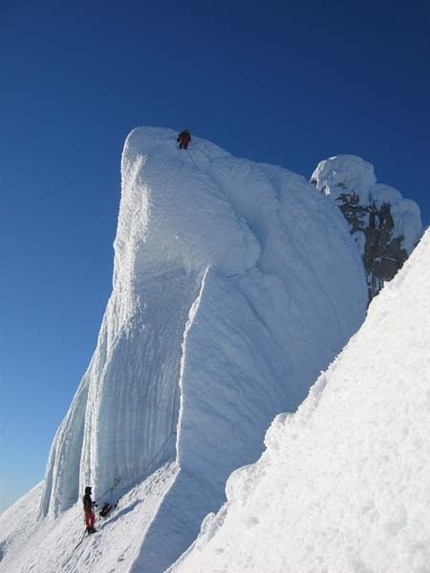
[177, 129, 191, 150]
[83, 486, 97, 534]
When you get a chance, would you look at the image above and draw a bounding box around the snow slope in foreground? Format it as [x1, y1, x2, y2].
[170, 228, 430, 573]
[0, 127, 367, 572]
[0, 463, 178, 573]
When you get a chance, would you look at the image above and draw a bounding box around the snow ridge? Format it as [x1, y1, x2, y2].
[1, 127, 367, 572]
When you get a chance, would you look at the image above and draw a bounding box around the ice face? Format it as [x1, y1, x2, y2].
[36, 127, 367, 571]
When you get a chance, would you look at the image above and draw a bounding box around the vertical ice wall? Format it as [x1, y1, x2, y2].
[38, 128, 367, 570]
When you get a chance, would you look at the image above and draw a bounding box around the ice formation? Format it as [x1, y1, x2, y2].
[0, 128, 368, 572]
[170, 228, 430, 573]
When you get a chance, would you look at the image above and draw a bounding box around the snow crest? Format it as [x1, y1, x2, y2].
[2, 128, 367, 572]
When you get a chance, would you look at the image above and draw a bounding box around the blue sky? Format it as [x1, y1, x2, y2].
[1, 0, 429, 513]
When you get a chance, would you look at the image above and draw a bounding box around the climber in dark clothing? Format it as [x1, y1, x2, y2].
[177, 129, 191, 149]
[83, 486, 97, 534]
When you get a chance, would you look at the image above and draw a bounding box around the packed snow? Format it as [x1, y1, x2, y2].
[0, 127, 369, 572]
[0, 464, 179, 573]
[170, 228, 430, 573]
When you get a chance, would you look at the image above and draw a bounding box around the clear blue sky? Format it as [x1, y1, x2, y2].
[1, 0, 429, 513]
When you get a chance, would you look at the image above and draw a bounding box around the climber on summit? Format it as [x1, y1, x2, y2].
[177, 129, 191, 150]
[83, 486, 97, 534]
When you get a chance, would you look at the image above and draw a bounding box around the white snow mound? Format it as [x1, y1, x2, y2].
[0, 127, 367, 572]
[170, 228, 430, 573]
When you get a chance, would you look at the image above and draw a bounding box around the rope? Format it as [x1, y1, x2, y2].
[186, 148, 199, 168]
[118, 431, 175, 494]
[227, 264, 258, 279]
[95, 477, 121, 504]
[71, 530, 87, 552]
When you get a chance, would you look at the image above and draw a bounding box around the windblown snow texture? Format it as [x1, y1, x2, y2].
[170, 228, 430, 573]
[1, 127, 367, 572]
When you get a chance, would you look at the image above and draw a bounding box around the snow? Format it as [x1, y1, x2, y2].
[312, 154, 377, 201]
[0, 127, 368, 572]
[169, 228, 430, 573]
[311, 154, 423, 254]
[0, 463, 179, 573]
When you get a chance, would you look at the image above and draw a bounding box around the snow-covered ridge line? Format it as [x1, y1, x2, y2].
[1, 127, 368, 572]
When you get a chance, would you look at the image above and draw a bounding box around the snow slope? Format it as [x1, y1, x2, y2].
[0, 464, 179, 573]
[0, 127, 367, 572]
[170, 228, 430, 573]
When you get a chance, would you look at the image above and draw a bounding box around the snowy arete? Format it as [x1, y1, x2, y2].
[1, 127, 382, 572]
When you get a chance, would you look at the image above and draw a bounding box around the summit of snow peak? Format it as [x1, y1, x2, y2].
[0, 127, 368, 573]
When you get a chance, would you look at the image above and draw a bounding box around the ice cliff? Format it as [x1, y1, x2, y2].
[2, 127, 368, 573]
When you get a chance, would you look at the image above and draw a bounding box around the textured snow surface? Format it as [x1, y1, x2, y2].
[0, 464, 179, 573]
[170, 228, 430, 573]
[0, 127, 367, 572]
[311, 155, 422, 253]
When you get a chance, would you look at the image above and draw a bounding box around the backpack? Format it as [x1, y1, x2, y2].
[99, 502, 112, 518]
